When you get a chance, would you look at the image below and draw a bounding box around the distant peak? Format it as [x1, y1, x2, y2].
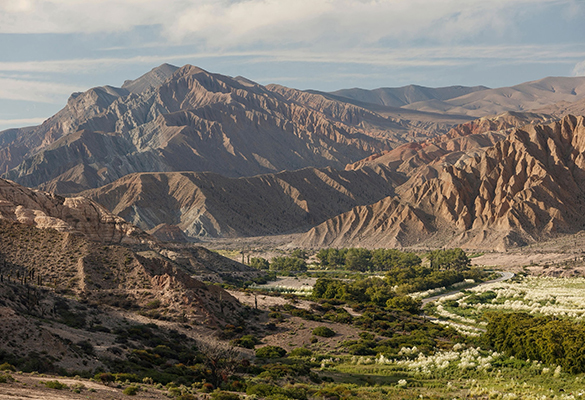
[175, 64, 210, 76]
[122, 63, 180, 94]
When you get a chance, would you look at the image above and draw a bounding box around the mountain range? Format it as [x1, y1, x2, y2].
[2, 64, 585, 249]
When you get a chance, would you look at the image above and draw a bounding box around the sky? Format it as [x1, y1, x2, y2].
[0, 0, 584, 130]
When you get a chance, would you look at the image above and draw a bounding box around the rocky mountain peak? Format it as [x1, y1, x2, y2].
[122, 63, 180, 94]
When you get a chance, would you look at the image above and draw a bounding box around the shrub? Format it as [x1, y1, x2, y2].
[246, 383, 278, 397]
[255, 346, 287, 358]
[312, 326, 335, 338]
[289, 347, 313, 357]
[43, 380, 68, 390]
[0, 373, 15, 384]
[177, 395, 198, 400]
[0, 363, 15, 372]
[201, 383, 215, 392]
[250, 257, 270, 270]
[231, 334, 259, 349]
[96, 372, 115, 385]
[123, 385, 139, 395]
[211, 390, 241, 400]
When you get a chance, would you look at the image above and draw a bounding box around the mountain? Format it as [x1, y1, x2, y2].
[2, 66, 582, 196]
[295, 115, 585, 250]
[344, 111, 553, 174]
[1, 64, 453, 194]
[81, 166, 402, 238]
[333, 77, 585, 117]
[80, 112, 540, 240]
[331, 84, 489, 108]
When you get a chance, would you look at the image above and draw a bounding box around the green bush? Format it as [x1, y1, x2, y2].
[231, 334, 259, 349]
[250, 257, 270, 270]
[0, 373, 15, 384]
[289, 347, 313, 357]
[312, 326, 335, 337]
[210, 390, 241, 400]
[43, 380, 68, 390]
[0, 363, 15, 372]
[123, 385, 139, 395]
[246, 383, 279, 397]
[255, 346, 287, 358]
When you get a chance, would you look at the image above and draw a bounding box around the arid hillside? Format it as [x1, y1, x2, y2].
[296, 115, 585, 250]
[82, 166, 403, 238]
[82, 112, 543, 241]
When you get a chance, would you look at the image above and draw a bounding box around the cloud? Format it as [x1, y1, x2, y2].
[573, 60, 585, 76]
[0, 43, 582, 77]
[0, 117, 46, 126]
[0, 0, 574, 50]
[0, 77, 81, 102]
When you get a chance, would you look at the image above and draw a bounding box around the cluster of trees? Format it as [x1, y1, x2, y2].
[312, 249, 480, 307]
[250, 256, 307, 272]
[250, 248, 471, 275]
[316, 248, 421, 272]
[485, 312, 585, 373]
[312, 276, 421, 312]
[315, 247, 470, 272]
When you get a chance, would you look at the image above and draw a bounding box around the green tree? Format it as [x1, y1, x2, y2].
[427, 248, 470, 271]
[249, 257, 270, 270]
[270, 256, 307, 272]
[345, 248, 372, 272]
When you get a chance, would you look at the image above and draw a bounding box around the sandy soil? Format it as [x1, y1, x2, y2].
[228, 289, 363, 355]
[471, 252, 580, 269]
[0, 373, 178, 400]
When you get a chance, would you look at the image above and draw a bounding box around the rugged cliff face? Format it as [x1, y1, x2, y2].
[80, 111, 560, 243]
[1, 64, 428, 192]
[295, 115, 585, 250]
[0, 178, 144, 243]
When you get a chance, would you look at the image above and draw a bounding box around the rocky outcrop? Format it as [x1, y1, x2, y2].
[0, 178, 144, 243]
[148, 223, 189, 242]
[296, 115, 585, 250]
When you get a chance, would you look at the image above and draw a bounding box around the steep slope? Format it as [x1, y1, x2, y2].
[345, 111, 552, 175]
[0, 216, 252, 373]
[0, 177, 144, 243]
[333, 77, 585, 117]
[82, 166, 402, 238]
[1, 64, 393, 192]
[295, 115, 585, 250]
[81, 112, 546, 240]
[267, 84, 472, 143]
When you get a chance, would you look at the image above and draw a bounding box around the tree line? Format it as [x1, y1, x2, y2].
[484, 312, 585, 373]
[249, 247, 471, 274]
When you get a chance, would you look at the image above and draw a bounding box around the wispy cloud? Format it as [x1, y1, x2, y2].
[0, 0, 579, 50]
[0, 117, 46, 126]
[0, 77, 81, 102]
[573, 60, 585, 76]
[0, 44, 583, 76]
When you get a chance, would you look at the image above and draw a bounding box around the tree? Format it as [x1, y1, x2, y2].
[386, 296, 421, 314]
[345, 248, 372, 272]
[269, 256, 307, 272]
[427, 248, 470, 271]
[198, 342, 241, 388]
[249, 257, 269, 270]
[290, 249, 308, 260]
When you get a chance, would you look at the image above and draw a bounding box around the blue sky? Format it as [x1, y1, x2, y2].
[0, 0, 584, 130]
